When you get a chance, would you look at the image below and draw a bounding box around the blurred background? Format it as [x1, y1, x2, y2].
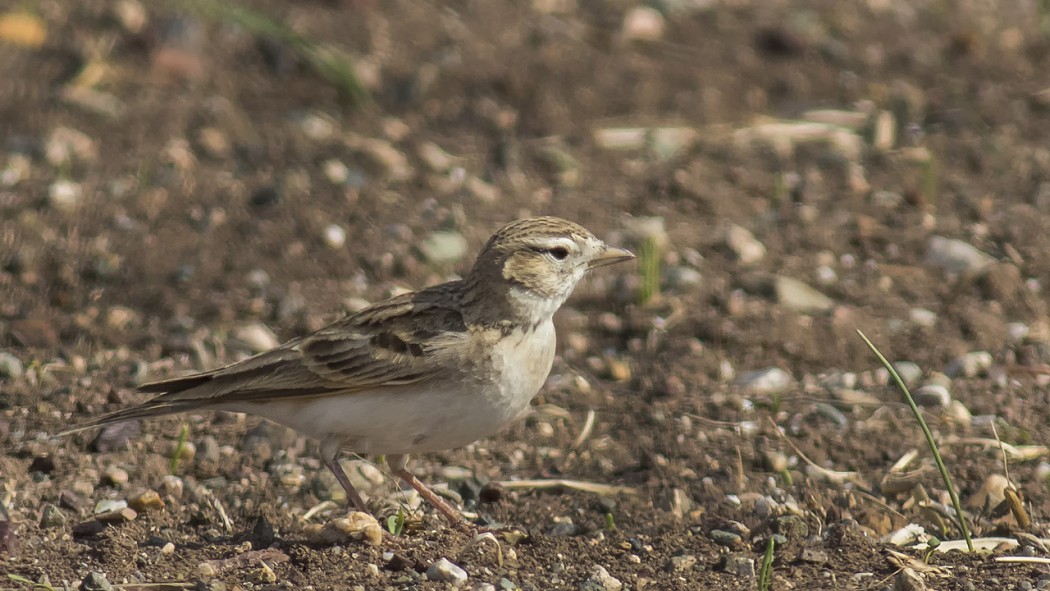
[4, 1, 1050, 588]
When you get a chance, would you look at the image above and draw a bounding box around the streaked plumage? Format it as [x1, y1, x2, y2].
[63, 216, 633, 525]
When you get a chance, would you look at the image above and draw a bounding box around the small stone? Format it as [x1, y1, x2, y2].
[926, 236, 995, 274]
[0, 352, 24, 379]
[914, 383, 951, 407]
[233, 322, 279, 353]
[161, 542, 176, 554]
[250, 185, 281, 208]
[79, 571, 113, 591]
[581, 565, 622, 591]
[94, 499, 128, 515]
[668, 554, 697, 572]
[909, 307, 938, 328]
[945, 400, 973, 427]
[622, 6, 665, 42]
[96, 507, 137, 524]
[322, 224, 347, 249]
[723, 555, 756, 578]
[945, 351, 993, 378]
[73, 480, 95, 497]
[775, 275, 833, 312]
[323, 159, 350, 184]
[725, 224, 766, 265]
[891, 361, 923, 387]
[58, 491, 84, 512]
[710, 529, 742, 547]
[417, 142, 457, 173]
[426, 558, 468, 586]
[736, 367, 793, 395]
[0, 521, 18, 557]
[129, 489, 164, 512]
[419, 231, 468, 265]
[90, 421, 140, 452]
[102, 465, 129, 487]
[773, 515, 809, 540]
[39, 503, 66, 528]
[48, 180, 84, 211]
[72, 520, 106, 536]
[666, 266, 702, 289]
[159, 474, 184, 498]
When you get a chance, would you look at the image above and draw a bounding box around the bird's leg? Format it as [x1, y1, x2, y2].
[320, 438, 369, 513]
[386, 453, 467, 526]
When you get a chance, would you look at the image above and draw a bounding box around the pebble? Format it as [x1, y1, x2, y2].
[909, 307, 938, 328]
[426, 558, 468, 586]
[167, 440, 196, 463]
[102, 465, 129, 487]
[323, 159, 350, 184]
[79, 571, 113, 591]
[891, 361, 923, 387]
[232, 323, 279, 353]
[913, 383, 951, 407]
[323, 224, 347, 249]
[72, 520, 106, 536]
[0, 352, 24, 379]
[39, 503, 66, 528]
[723, 555, 756, 578]
[710, 529, 742, 547]
[667, 554, 697, 572]
[926, 236, 995, 274]
[419, 231, 468, 264]
[775, 275, 833, 312]
[129, 489, 164, 512]
[48, 179, 84, 211]
[159, 474, 184, 498]
[725, 224, 765, 265]
[736, 367, 793, 395]
[944, 351, 992, 378]
[90, 421, 141, 452]
[945, 400, 973, 427]
[94, 499, 128, 515]
[773, 515, 809, 540]
[666, 266, 703, 289]
[96, 507, 137, 524]
[579, 564, 623, 591]
[622, 5, 665, 41]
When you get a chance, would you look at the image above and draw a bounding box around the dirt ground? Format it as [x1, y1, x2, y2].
[4, 1, 1050, 589]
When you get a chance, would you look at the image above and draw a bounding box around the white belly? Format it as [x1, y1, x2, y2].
[231, 322, 556, 455]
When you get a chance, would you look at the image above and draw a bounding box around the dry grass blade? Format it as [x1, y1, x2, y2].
[496, 479, 637, 496]
[571, 409, 596, 449]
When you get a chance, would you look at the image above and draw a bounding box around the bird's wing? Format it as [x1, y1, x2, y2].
[152, 283, 470, 404]
[60, 284, 472, 433]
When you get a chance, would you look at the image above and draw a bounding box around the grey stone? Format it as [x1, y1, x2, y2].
[40, 504, 66, 528]
[79, 571, 113, 591]
[426, 558, 468, 586]
[736, 367, 793, 395]
[723, 555, 756, 578]
[668, 554, 698, 571]
[580, 565, 622, 591]
[926, 236, 995, 274]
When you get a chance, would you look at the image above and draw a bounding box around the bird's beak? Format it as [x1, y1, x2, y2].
[589, 245, 635, 269]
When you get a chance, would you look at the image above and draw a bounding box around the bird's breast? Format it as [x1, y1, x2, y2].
[485, 321, 556, 419]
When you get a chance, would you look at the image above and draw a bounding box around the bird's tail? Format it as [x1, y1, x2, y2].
[55, 400, 199, 437]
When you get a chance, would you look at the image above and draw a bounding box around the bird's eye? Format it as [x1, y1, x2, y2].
[548, 247, 569, 260]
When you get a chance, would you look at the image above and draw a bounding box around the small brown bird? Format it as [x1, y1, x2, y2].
[63, 217, 633, 525]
